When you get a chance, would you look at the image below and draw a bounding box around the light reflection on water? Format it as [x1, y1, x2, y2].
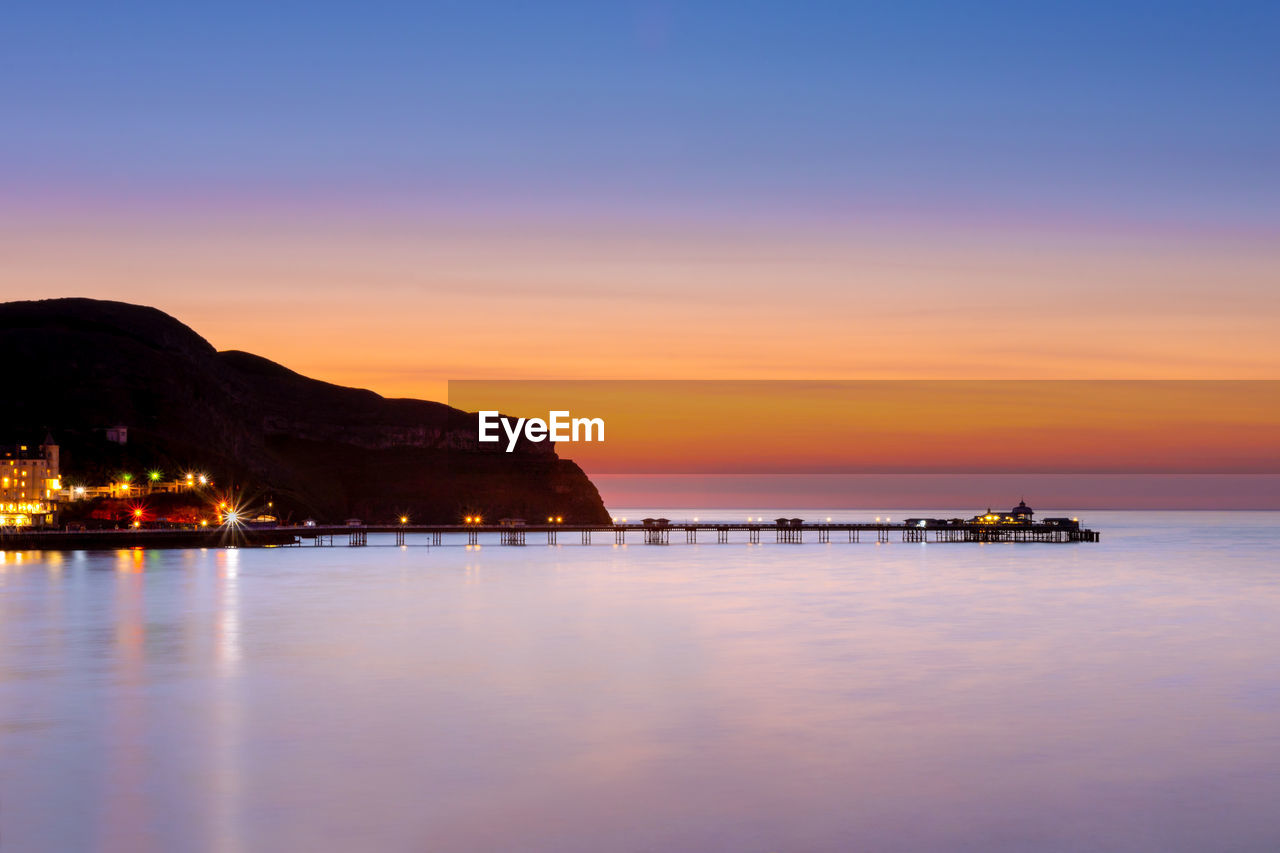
[1, 511, 1279, 852]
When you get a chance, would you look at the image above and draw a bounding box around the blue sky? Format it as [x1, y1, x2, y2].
[4, 1, 1277, 228]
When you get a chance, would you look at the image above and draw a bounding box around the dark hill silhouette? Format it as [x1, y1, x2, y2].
[0, 298, 608, 523]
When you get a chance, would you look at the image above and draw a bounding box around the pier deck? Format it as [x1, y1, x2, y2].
[0, 520, 1099, 551]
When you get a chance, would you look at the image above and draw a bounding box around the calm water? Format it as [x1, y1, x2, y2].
[2, 511, 1279, 852]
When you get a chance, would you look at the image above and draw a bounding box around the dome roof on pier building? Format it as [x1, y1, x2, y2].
[1010, 500, 1034, 516]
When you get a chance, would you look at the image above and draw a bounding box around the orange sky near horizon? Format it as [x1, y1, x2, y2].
[448, 380, 1280, 475]
[3, 207, 1278, 404]
[6, 207, 1277, 507]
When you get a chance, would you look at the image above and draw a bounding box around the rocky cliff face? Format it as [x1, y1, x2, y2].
[0, 298, 609, 523]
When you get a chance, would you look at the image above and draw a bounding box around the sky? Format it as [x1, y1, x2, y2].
[3, 1, 1278, 505]
[449, 380, 1280, 474]
[447, 379, 1280, 508]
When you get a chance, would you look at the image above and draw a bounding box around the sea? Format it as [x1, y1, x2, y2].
[2, 510, 1278, 852]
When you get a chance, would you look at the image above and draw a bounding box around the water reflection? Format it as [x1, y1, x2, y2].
[100, 549, 149, 849]
[0, 513, 1277, 851]
[212, 547, 244, 852]
[215, 548, 241, 674]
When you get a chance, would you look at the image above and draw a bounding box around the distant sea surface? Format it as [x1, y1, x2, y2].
[2, 511, 1278, 852]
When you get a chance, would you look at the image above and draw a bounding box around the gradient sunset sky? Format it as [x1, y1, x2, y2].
[3, 2, 1278, 507]
[5, 1, 1277, 393]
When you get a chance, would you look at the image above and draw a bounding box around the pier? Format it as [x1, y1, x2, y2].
[288, 515, 1099, 547]
[0, 519, 1098, 551]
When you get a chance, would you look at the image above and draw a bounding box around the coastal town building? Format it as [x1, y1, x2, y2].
[77, 481, 141, 500]
[150, 478, 196, 494]
[0, 435, 62, 527]
[68, 473, 206, 501]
